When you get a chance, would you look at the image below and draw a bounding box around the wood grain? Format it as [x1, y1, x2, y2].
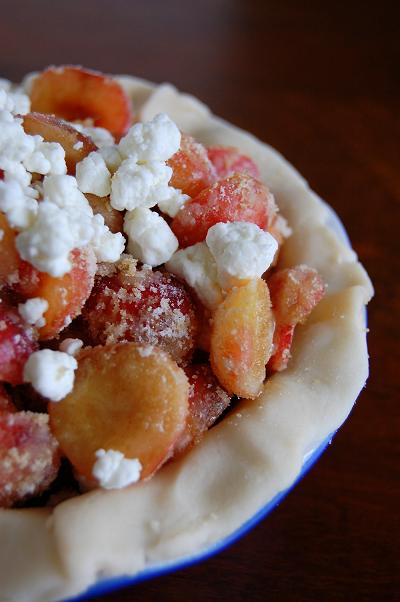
[1, 1, 398, 600]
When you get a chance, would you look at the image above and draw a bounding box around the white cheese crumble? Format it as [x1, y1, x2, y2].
[110, 158, 173, 212]
[73, 123, 115, 148]
[110, 113, 183, 213]
[0, 178, 38, 229]
[166, 242, 223, 310]
[92, 449, 142, 490]
[91, 213, 125, 262]
[0, 87, 30, 115]
[23, 349, 77, 402]
[23, 140, 66, 176]
[15, 174, 123, 276]
[98, 145, 122, 174]
[124, 207, 178, 266]
[118, 112, 180, 162]
[16, 200, 82, 277]
[18, 297, 48, 328]
[206, 222, 278, 289]
[76, 151, 111, 197]
[157, 187, 190, 218]
[59, 338, 83, 356]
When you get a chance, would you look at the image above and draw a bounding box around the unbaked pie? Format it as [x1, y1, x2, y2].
[0, 67, 373, 602]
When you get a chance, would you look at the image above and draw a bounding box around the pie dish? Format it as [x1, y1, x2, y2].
[0, 70, 373, 602]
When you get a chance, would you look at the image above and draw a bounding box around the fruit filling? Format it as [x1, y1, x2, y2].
[0, 66, 325, 506]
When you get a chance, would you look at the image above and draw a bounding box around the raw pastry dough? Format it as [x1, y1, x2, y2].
[0, 76, 373, 602]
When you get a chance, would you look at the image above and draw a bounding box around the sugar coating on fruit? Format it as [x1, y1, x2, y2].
[123, 207, 178, 266]
[166, 242, 223, 310]
[206, 222, 278, 289]
[0, 411, 60, 507]
[76, 151, 111, 197]
[18, 297, 48, 327]
[23, 349, 77, 402]
[171, 174, 277, 248]
[92, 448, 142, 489]
[118, 113, 180, 162]
[83, 266, 198, 364]
[168, 133, 216, 198]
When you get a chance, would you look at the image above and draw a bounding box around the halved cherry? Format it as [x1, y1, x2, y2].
[49, 343, 189, 483]
[17, 247, 96, 340]
[210, 278, 274, 399]
[85, 194, 123, 234]
[22, 112, 97, 174]
[175, 364, 231, 454]
[83, 264, 198, 365]
[267, 265, 325, 372]
[167, 133, 216, 197]
[0, 411, 60, 507]
[0, 305, 38, 385]
[267, 324, 295, 372]
[207, 145, 260, 179]
[30, 66, 133, 138]
[0, 213, 20, 285]
[171, 174, 277, 248]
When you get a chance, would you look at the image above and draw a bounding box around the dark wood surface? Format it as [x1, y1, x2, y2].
[1, 1, 398, 600]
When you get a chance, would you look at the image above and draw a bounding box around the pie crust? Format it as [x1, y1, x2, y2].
[0, 76, 373, 602]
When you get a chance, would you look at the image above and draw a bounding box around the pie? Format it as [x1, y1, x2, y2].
[0, 67, 373, 602]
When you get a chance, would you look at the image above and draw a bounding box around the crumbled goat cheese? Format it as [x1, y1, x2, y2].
[76, 151, 111, 197]
[98, 145, 122, 173]
[59, 338, 83, 356]
[23, 349, 77, 402]
[118, 113, 180, 162]
[1, 160, 32, 188]
[73, 123, 115, 148]
[23, 140, 66, 176]
[158, 187, 190, 218]
[166, 242, 223, 310]
[124, 207, 178, 266]
[15, 200, 88, 277]
[18, 297, 48, 328]
[42, 174, 92, 216]
[0, 178, 38, 229]
[0, 88, 30, 115]
[111, 158, 172, 211]
[15, 173, 122, 276]
[206, 222, 278, 289]
[0, 109, 35, 164]
[73, 140, 83, 151]
[91, 213, 125, 262]
[92, 449, 142, 490]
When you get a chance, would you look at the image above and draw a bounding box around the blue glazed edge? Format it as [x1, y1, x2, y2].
[67, 431, 335, 601]
[65, 203, 356, 601]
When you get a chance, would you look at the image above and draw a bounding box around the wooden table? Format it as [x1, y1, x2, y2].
[1, 1, 398, 600]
